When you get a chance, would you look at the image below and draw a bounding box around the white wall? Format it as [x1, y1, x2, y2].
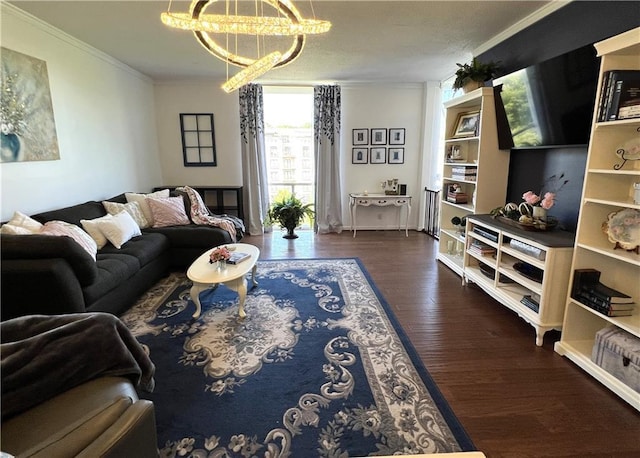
[340, 83, 427, 230]
[0, 4, 162, 221]
[154, 81, 243, 186]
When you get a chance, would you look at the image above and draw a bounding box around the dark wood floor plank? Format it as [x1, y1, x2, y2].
[243, 230, 640, 457]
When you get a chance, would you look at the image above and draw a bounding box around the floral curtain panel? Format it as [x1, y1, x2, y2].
[239, 84, 270, 235]
[313, 85, 343, 234]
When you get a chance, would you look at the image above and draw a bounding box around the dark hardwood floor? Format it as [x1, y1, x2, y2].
[242, 229, 640, 458]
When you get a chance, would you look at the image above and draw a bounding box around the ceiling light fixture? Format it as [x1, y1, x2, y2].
[161, 0, 331, 92]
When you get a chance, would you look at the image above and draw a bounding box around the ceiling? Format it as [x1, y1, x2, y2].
[7, 0, 557, 85]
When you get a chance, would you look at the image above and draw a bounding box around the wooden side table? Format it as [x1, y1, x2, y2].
[349, 193, 412, 237]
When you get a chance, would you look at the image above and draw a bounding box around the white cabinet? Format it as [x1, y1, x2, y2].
[465, 215, 574, 346]
[554, 28, 640, 410]
[436, 87, 510, 276]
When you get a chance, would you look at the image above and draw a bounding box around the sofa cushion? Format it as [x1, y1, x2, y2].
[1, 234, 98, 286]
[145, 224, 233, 248]
[82, 255, 140, 305]
[147, 196, 190, 228]
[2, 211, 43, 233]
[102, 201, 149, 229]
[81, 214, 113, 249]
[41, 221, 98, 260]
[124, 189, 170, 227]
[99, 233, 169, 268]
[32, 201, 107, 227]
[95, 211, 142, 249]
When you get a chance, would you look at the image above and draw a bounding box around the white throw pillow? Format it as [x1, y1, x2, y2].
[125, 189, 170, 226]
[4, 211, 43, 233]
[102, 200, 149, 229]
[147, 196, 190, 228]
[94, 210, 142, 249]
[40, 220, 98, 260]
[80, 214, 113, 249]
[0, 224, 33, 235]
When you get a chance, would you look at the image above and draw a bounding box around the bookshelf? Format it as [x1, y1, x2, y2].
[436, 87, 510, 276]
[553, 27, 640, 410]
[464, 215, 575, 346]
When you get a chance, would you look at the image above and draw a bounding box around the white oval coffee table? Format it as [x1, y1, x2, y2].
[186, 243, 260, 320]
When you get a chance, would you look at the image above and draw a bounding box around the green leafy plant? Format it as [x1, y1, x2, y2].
[266, 191, 315, 239]
[453, 58, 500, 90]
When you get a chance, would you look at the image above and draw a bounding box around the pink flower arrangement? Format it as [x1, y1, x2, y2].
[522, 173, 568, 211]
[209, 246, 231, 263]
[522, 191, 556, 210]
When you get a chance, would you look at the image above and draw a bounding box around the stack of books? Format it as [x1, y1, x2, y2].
[520, 295, 540, 313]
[451, 166, 477, 181]
[596, 70, 640, 122]
[467, 239, 496, 257]
[446, 190, 468, 204]
[571, 269, 635, 317]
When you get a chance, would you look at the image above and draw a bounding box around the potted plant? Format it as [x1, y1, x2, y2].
[266, 192, 315, 239]
[453, 58, 500, 93]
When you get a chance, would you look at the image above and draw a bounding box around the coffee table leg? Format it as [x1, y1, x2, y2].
[250, 264, 259, 289]
[225, 277, 248, 319]
[190, 282, 208, 320]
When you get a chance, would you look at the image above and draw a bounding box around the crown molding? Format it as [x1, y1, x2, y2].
[1, 2, 151, 83]
[473, 0, 573, 56]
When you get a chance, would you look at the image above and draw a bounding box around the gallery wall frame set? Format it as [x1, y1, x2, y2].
[351, 127, 406, 164]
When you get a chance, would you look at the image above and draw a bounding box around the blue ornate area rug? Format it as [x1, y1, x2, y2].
[121, 258, 474, 457]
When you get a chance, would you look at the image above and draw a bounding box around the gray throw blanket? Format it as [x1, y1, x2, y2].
[1, 313, 155, 420]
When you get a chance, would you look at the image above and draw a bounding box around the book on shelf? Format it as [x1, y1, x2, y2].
[576, 289, 635, 310]
[226, 251, 251, 265]
[583, 283, 634, 304]
[446, 192, 468, 204]
[468, 240, 496, 256]
[520, 295, 540, 313]
[575, 294, 635, 317]
[597, 70, 640, 121]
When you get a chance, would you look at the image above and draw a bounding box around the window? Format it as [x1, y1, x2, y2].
[263, 87, 315, 227]
[179, 113, 217, 166]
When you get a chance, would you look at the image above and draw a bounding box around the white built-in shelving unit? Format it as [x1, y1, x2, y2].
[553, 27, 640, 410]
[436, 87, 510, 276]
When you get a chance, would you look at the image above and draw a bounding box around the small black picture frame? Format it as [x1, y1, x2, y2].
[370, 128, 387, 145]
[352, 147, 368, 164]
[370, 147, 386, 164]
[388, 147, 404, 164]
[352, 128, 369, 145]
[389, 128, 405, 145]
[180, 113, 217, 166]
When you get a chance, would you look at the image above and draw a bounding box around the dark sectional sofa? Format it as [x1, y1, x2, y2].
[1, 192, 242, 321]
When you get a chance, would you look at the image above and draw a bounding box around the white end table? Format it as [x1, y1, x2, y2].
[186, 243, 260, 320]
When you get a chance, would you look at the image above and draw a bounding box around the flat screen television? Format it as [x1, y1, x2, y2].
[494, 44, 600, 149]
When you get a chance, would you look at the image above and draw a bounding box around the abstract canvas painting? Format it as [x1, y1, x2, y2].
[1, 47, 60, 162]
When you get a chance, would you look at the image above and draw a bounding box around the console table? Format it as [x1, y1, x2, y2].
[349, 193, 412, 237]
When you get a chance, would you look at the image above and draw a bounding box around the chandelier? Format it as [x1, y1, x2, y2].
[161, 0, 331, 92]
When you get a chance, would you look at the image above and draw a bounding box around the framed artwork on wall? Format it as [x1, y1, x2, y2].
[370, 128, 387, 145]
[180, 113, 217, 166]
[370, 147, 386, 164]
[352, 147, 368, 164]
[352, 128, 369, 145]
[452, 111, 480, 138]
[389, 128, 405, 145]
[388, 147, 404, 164]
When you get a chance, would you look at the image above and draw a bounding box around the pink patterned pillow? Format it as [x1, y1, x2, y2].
[147, 196, 190, 228]
[41, 220, 98, 260]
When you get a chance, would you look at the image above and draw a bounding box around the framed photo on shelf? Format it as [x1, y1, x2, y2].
[388, 147, 404, 164]
[389, 128, 405, 145]
[452, 111, 480, 138]
[352, 128, 369, 145]
[370, 128, 387, 145]
[370, 147, 386, 164]
[352, 147, 368, 164]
